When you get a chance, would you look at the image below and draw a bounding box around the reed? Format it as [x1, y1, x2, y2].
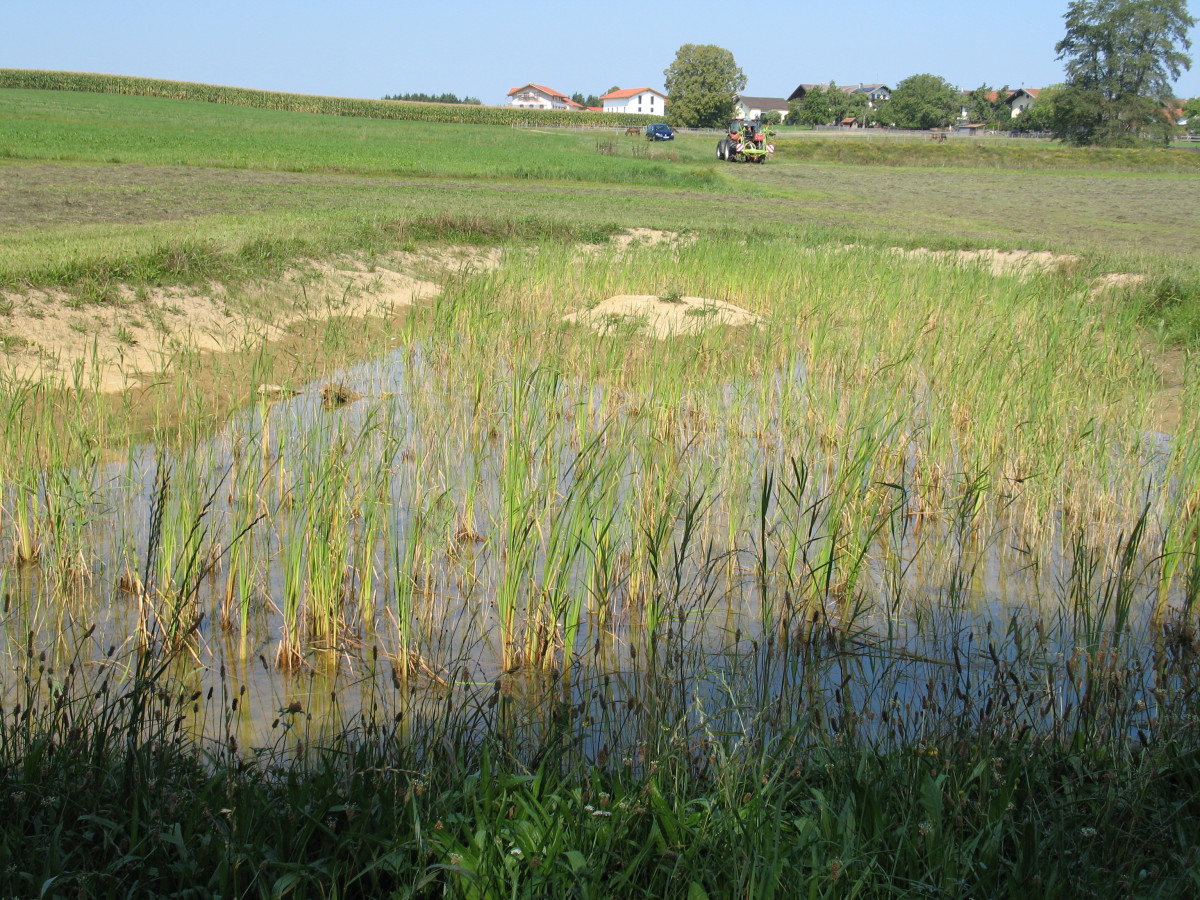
[2, 214, 1200, 896]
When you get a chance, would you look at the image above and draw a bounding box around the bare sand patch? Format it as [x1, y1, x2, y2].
[0, 248, 497, 393]
[610, 228, 692, 251]
[579, 228, 695, 257]
[890, 247, 1080, 277]
[564, 294, 760, 339]
[1088, 272, 1148, 300]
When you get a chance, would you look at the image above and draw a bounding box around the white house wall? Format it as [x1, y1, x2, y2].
[508, 89, 578, 110]
[510, 89, 554, 109]
[735, 101, 789, 121]
[1009, 92, 1036, 116]
[603, 92, 665, 114]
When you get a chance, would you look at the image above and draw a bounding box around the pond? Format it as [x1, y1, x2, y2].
[3, 334, 1194, 761]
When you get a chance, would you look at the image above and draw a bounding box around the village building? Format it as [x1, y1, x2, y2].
[787, 83, 890, 106]
[506, 84, 584, 111]
[599, 88, 667, 116]
[734, 95, 790, 122]
[1006, 88, 1040, 116]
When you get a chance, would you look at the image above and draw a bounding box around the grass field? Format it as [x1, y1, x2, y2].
[3, 83, 1200, 898]
[3, 88, 1199, 290]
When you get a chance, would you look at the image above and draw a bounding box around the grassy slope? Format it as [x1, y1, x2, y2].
[0, 89, 714, 182]
[3, 89, 1199, 269]
[773, 132, 1200, 171]
[0, 67, 661, 126]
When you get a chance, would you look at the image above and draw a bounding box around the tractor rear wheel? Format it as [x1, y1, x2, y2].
[716, 139, 728, 160]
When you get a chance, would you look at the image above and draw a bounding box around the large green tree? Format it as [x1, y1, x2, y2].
[887, 74, 960, 128]
[1185, 96, 1200, 126]
[1010, 86, 1063, 132]
[833, 88, 870, 125]
[791, 85, 877, 127]
[1052, 0, 1194, 145]
[663, 44, 746, 128]
[964, 84, 1012, 128]
[790, 84, 835, 125]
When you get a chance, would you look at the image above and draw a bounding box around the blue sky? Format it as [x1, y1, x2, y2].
[4, 0, 1198, 102]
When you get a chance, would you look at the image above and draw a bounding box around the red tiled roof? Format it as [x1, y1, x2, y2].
[1002, 88, 1042, 106]
[600, 87, 666, 100]
[507, 83, 570, 100]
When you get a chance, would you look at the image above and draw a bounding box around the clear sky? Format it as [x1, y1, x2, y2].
[4, 0, 1198, 102]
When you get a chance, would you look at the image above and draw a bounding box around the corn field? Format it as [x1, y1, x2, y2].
[0, 69, 661, 128]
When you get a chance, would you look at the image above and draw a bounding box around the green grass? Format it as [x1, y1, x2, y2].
[773, 133, 1200, 171]
[1137, 274, 1200, 346]
[0, 68, 659, 127]
[2, 87, 1198, 302]
[7, 642, 1200, 899]
[740, 159, 1200, 258]
[0, 88, 713, 184]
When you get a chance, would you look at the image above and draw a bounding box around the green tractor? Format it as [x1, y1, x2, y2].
[717, 118, 774, 163]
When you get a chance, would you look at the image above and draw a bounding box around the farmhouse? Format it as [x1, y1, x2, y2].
[850, 84, 891, 105]
[735, 95, 790, 122]
[507, 84, 584, 111]
[599, 88, 667, 116]
[787, 83, 890, 106]
[1006, 88, 1040, 116]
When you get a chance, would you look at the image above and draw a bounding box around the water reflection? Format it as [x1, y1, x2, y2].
[1, 341, 1195, 754]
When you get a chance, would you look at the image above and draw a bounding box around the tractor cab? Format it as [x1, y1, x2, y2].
[728, 119, 764, 144]
[718, 118, 774, 163]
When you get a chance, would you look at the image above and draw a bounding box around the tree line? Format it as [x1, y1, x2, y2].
[383, 92, 482, 105]
[661, 0, 1194, 145]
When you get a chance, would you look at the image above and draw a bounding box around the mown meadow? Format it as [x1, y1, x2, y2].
[2, 81, 1200, 898]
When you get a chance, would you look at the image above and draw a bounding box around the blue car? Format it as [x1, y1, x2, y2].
[645, 123, 675, 141]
